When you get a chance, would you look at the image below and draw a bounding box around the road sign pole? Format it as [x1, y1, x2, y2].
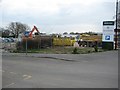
[26, 38, 27, 55]
[24, 31, 29, 55]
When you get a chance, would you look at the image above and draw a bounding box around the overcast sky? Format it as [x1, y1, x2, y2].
[0, 0, 117, 34]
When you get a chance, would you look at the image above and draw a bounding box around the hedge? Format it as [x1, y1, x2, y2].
[16, 36, 53, 50]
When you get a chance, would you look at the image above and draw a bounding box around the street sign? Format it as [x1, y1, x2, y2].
[102, 21, 115, 50]
[102, 21, 114, 42]
[24, 31, 30, 37]
[103, 21, 114, 25]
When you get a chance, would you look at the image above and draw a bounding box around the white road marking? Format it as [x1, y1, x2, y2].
[24, 76, 32, 80]
[4, 83, 15, 88]
[23, 75, 28, 77]
[10, 72, 17, 74]
[23, 75, 32, 80]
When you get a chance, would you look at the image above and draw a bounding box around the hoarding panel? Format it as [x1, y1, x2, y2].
[102, 21, 115, 42]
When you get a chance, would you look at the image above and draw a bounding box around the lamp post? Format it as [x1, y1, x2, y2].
[115, 0, 119, 50]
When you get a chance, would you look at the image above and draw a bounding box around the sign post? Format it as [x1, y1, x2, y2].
[25, 38, 27, 55]
[24, 31, 30, 55]
[102, 21, 115, 50]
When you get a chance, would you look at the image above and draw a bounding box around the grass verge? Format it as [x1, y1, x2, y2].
[13, 46, 105, 54]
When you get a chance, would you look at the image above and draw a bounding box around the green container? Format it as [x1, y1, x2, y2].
[102, 42, 114, 50]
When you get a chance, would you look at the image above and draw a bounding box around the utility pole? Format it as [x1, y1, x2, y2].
[115, 0, 119, 50]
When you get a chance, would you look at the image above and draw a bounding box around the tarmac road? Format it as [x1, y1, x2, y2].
[2, 51, 118, 88]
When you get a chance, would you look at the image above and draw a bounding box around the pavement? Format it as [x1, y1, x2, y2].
[2, 50, 118, 88]
[2, 50, 118, 62]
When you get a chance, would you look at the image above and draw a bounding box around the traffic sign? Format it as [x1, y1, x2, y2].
[24, 31, 30, 37]
[105, 35, 110, 40]
[102, 21, 114, 42]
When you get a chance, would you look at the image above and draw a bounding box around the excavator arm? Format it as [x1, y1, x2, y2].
[29, 26, 40, 37]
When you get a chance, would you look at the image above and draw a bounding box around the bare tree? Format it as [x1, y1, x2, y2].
[7, 22, 30, 38]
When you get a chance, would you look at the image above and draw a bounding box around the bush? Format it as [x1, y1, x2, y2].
[94, 45, 98, 52]
[72, 47, 79, 54]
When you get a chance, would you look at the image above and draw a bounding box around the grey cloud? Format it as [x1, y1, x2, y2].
[1, 1, 115, 33]
[38, 2, 115, 26]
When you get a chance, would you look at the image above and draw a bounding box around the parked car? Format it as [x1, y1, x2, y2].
[9, 38, 14, 42]
[3, 38, 9, 43]
[2, 38, 14, 43]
